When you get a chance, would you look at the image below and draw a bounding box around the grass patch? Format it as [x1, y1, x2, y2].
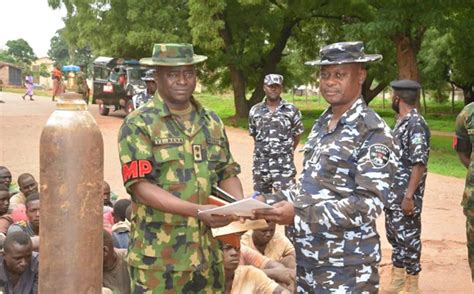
[195, 92, 466, 179]
[428, 136, 467, 178]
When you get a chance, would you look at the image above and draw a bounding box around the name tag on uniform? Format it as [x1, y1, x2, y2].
[154, 138, 184, 145]
[207, 137, 225, 146]
[193, 144, 203, 161]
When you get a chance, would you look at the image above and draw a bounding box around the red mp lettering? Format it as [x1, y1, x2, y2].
[122, 160, 152, 183]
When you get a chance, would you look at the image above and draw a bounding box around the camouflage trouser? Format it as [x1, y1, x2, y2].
[385, 209, 422, 275]
[465, 208, 474, 281]
[296, 263, 379, 293]
[253, 155, 296, 193]
[130, 263, 224, 294]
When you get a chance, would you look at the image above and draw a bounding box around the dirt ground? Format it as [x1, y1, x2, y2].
[0, 91, 471, 293]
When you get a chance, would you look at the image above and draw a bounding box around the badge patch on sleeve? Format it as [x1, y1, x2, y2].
[122, 160, 152, 183]
[412, 133, 424, 145]
[369, 144, 390, 168]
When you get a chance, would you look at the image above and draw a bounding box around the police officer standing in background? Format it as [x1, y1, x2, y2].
[254, 41, 399, 292]
[384, 80, 430, 294]
[249, 74, 304, 194]
[132, 69, 157, 109]
[454, 102, 474, 282]
[118, 43, 244, 292]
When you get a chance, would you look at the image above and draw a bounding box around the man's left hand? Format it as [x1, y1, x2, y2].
[401, 196, 415, 216]
[253, 201, 295, 225]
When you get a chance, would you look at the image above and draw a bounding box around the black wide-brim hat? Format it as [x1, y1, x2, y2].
[305, 41, 382, 66]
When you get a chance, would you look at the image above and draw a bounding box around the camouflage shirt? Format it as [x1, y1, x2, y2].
[249, 98, 304, 157]
[118, 94, 241, 271]
[454, 102, 474, 209]
[387, 108, 430, 212]
[266, 98, 398, 268]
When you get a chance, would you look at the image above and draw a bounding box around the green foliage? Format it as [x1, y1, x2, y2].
[48, 29, 70, 65]
[47, 29, 93, 77]
[195, 91, 465, 178]
[5, 39, 37, 65]
[0, 51, 16, 63]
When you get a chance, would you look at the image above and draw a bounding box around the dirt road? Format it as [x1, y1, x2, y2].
[0, 91, 471, 292]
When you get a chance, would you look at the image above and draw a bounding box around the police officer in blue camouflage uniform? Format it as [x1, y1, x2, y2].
[249, 74, 304, 193]
[131, 69, 157, 110]
[384, 80, 430, 294]
[254, 41, 399, 293]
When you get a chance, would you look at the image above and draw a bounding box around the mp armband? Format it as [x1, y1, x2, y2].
[121, 160, 153, 184]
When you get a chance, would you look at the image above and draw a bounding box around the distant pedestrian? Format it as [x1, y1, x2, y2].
[51, 64, 62, 102]
[22, 74, 34, 101]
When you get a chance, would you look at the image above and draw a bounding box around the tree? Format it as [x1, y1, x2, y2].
[48, 29, 93, 76]
[48, 0, 191, 59]
[0, 50, 16, 63]
[48, 29, 70, 66]
[5, 39, 37, 65]
[50, 0, 367, 118]
[188, 0, 369, 118]
[447, 7, 474, 105]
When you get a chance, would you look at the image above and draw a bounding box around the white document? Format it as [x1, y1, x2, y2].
[198, 198, 273, 217]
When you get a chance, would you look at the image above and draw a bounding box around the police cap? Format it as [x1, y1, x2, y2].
[390, 79, 421, 91]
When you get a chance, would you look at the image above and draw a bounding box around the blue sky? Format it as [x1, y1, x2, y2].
[0, 0, 67, 57]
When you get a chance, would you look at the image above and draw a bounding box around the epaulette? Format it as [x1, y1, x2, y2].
[363, 108, 387, 131]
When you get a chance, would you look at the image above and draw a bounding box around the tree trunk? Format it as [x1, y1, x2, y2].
[229, 65, 249, 118]
[247, 17, 301, 111]
[393, 33, 422, 109]
[362, 74, 388, 104]
[216, 12, 249, 118]
[392, 34, 420, 81]
[451, 82, 455, 114]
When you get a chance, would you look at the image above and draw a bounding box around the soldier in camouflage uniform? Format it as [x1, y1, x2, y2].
[384, 80, 430, 294]
[454, 102, 474, 281]
[254, 41, 399, 293]
[118, 43, 244, 293]
[249, 74, 304, 194]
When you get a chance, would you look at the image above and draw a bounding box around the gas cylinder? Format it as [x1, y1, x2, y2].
[39, 92, 104, 293]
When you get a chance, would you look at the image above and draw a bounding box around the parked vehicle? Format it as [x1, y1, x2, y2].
[92, 56, 149, 115]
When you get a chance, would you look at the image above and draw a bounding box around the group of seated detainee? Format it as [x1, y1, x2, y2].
[0, 165, 296, 293]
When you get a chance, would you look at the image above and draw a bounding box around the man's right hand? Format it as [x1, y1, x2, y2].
[197, 205, 238, 228]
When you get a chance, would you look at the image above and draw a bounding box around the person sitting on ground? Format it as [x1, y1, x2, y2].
[102, 229, 130, 294]
[9, 173, 38, 212]
[103, 181, 115, 211]
[0, 166, 19, 196]
[103, 181, 115, 233]
[241, 222, 295, 268]
[0, 231, 39, 293]
[0, 184, 13, 248]
[8, 193, 40, 251]
[111, 199, 131, 249]
[239, 244, 294, 290]
[223, 241, 289, 294]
